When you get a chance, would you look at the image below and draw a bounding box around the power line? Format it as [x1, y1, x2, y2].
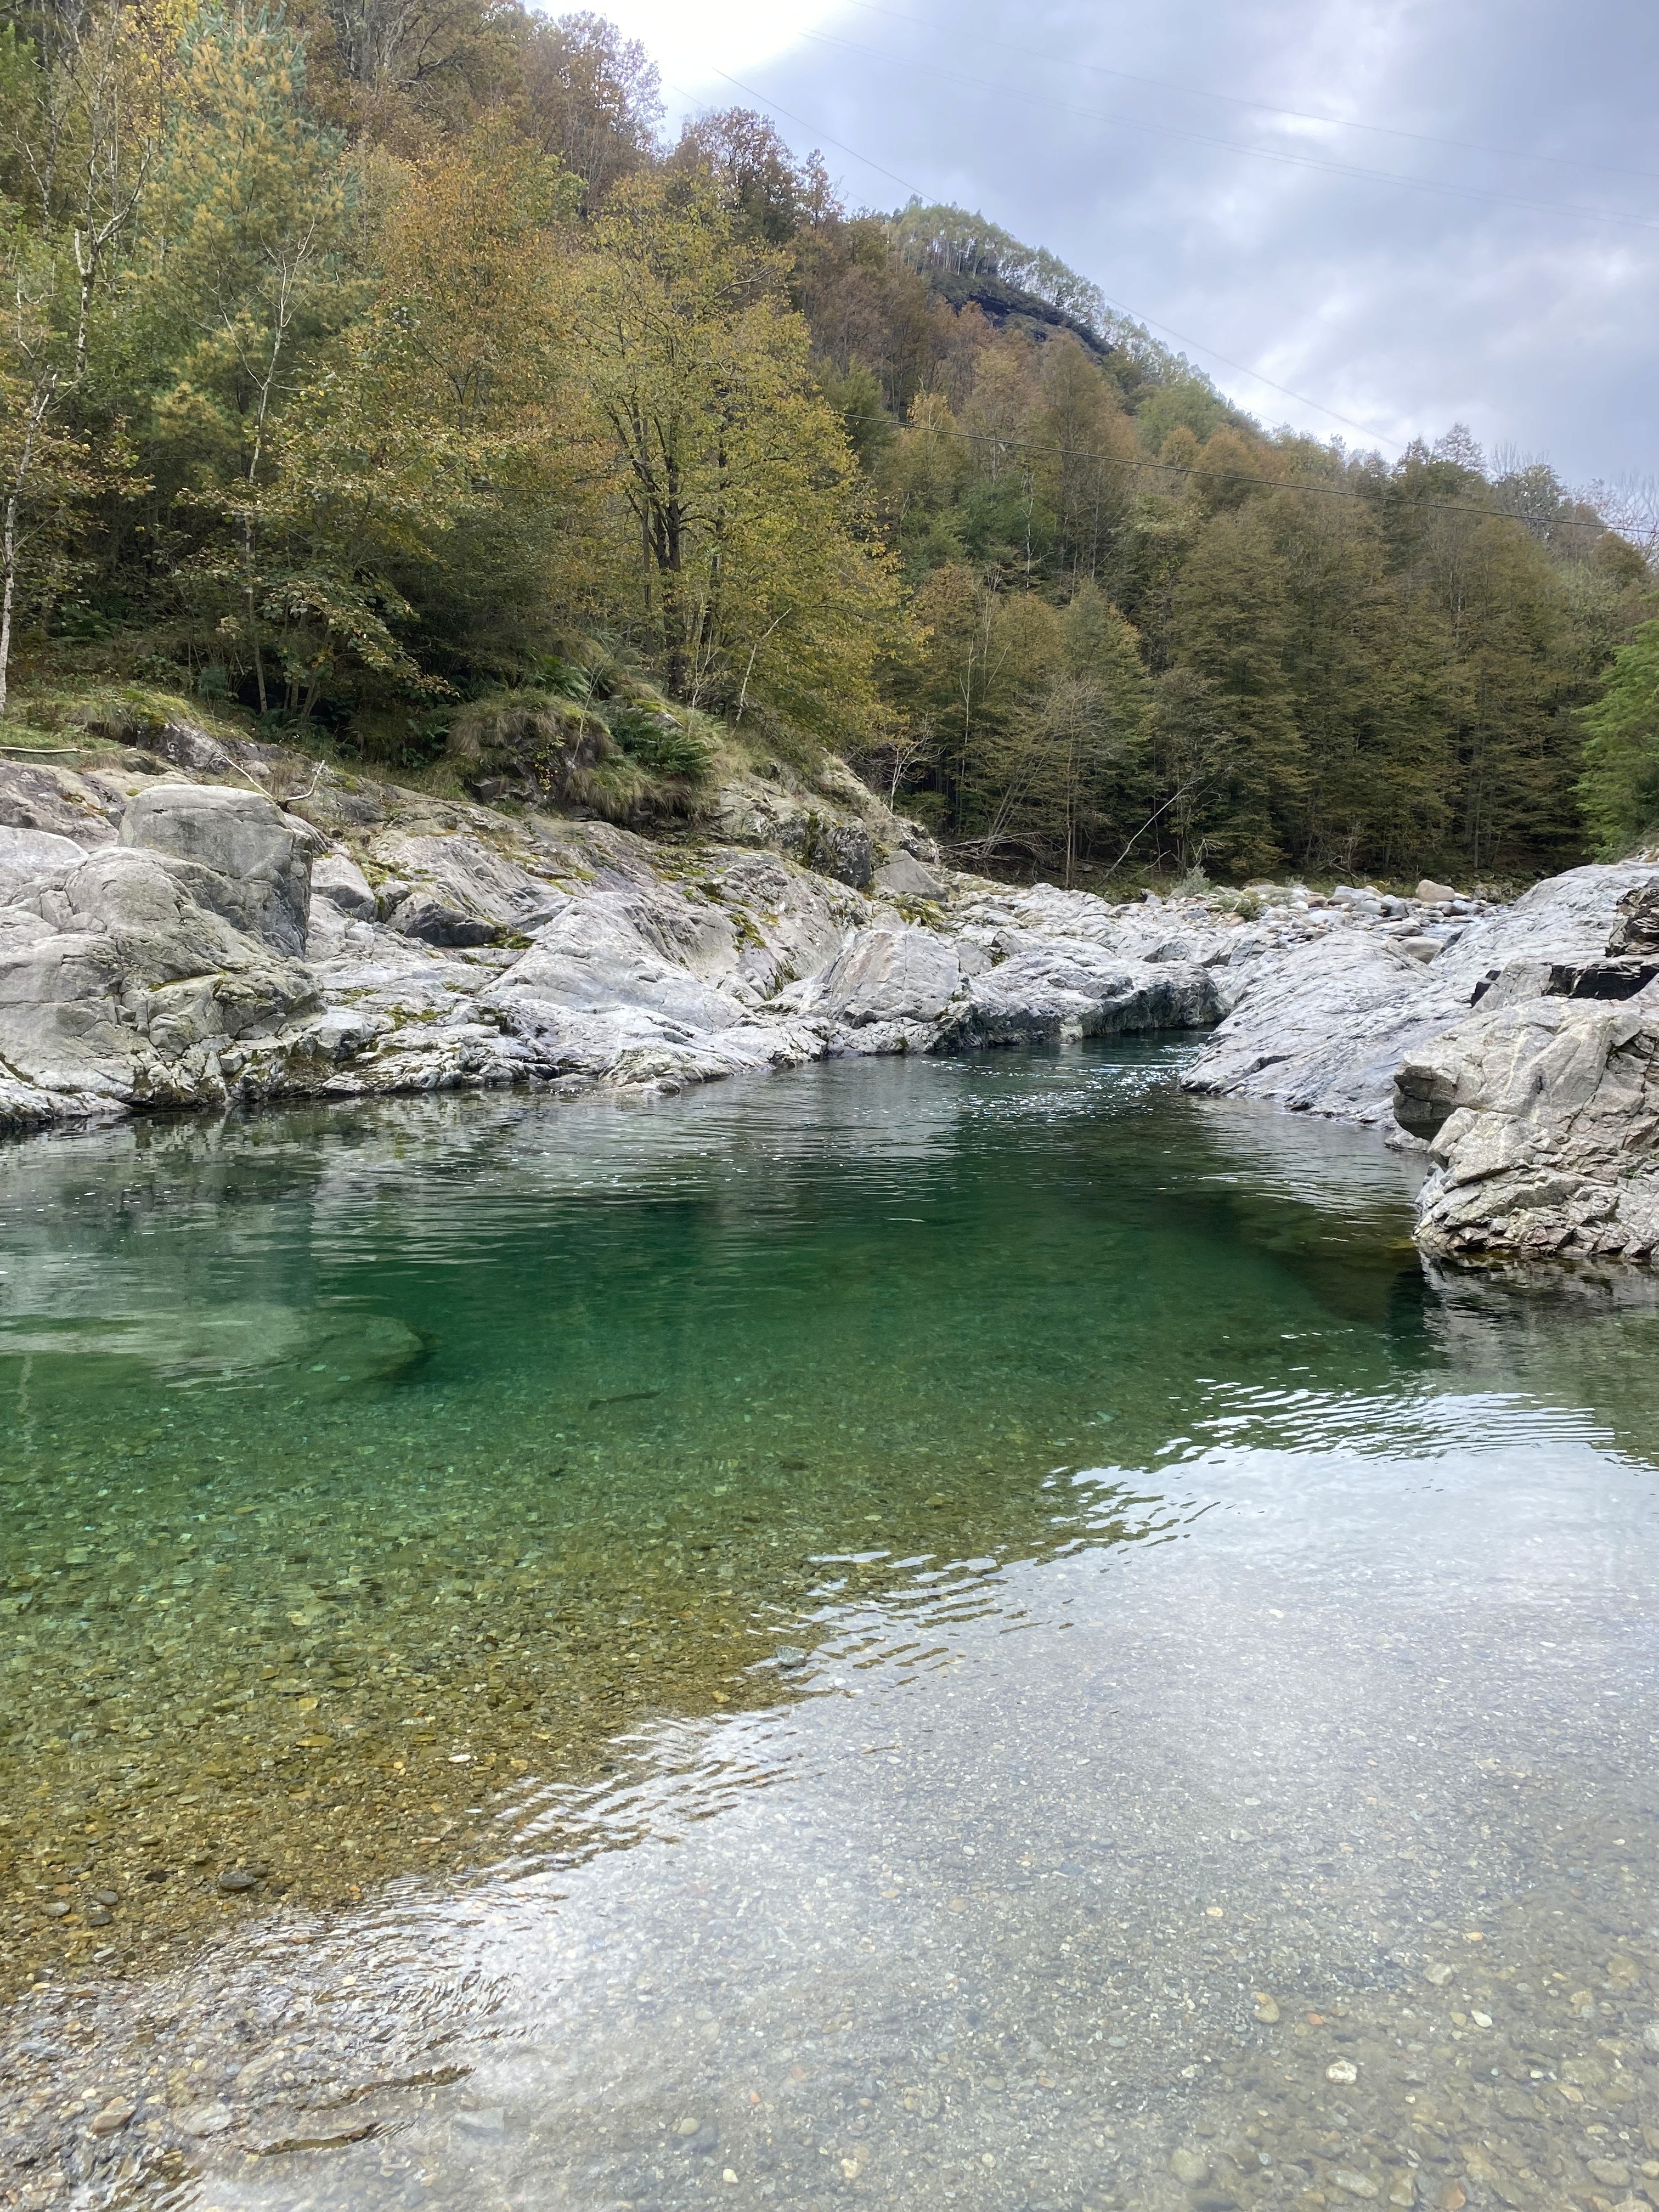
[1090, 300, 1403, 452]
[839, 0, 1659, 192]
[677, 67, 1406, 450]
[700, 66, 919, 194]
[798, 25, 1659, 238]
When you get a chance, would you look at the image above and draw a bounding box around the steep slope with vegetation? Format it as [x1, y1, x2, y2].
[0, 1, 1652, 893]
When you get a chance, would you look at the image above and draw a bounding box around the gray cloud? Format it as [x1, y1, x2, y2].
[717, 0, 1658, 481]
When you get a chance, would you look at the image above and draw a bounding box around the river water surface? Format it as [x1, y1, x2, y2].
[3, 1046, 1659, 2212]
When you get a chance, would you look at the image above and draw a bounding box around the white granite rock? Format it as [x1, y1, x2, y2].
[1183, 864, 1659, 1126]
[310, 850, 377, 919]
[14, 741, 1659, 1283]
[1403, 993, 1659, 1261]
[120, 784, 317, 955]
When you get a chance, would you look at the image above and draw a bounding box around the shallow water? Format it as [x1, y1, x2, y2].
[4, 1047, 1659, 2212]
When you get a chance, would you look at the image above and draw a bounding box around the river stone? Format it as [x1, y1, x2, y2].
[1417, 879, 1457, 902]
[0, 1305, 424, 1384]
[1170, 2149, 1210, 2185]
[175, 2100, 233, 2137]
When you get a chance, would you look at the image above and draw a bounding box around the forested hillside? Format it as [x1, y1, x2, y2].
[2, 1, 1654, 885]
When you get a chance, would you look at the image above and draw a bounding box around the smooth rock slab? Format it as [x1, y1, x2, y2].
[1182, 934, 1460, 1122]
[806, 923, 963, 1027]
[121, 785, 314, 956]
[0, 823, 86, 895]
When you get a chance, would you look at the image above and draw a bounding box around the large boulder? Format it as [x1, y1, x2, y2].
[1402, 994, 1659, 1261]
[120, 785, 315, 955]
[947, 939, 1220, 1048]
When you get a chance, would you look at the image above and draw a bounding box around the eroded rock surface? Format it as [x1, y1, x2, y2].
[1183, 864, 1659, 1125]
[1400, 938, 1659, 1265]
[12, 725, 1659, 1277]
[0, 735, 1238, 1131]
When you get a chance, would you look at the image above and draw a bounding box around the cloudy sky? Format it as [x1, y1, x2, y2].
[589, 0, 1657, 488]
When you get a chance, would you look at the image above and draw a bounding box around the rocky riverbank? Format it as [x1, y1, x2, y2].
[2, 720, 1656, 1264]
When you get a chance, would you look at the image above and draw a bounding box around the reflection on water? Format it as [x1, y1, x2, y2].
[2, 1048, 1659, 2211]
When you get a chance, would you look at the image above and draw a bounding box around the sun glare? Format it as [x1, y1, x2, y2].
[582, 0, 847, 99]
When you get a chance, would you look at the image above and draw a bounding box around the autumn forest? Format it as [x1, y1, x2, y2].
[3, 0, 1657, 885]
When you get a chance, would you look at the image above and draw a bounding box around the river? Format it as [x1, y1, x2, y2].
[3, 1045, 1657, 2210]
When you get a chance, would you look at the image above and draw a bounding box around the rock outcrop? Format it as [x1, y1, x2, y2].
[1400, 996, 1659, 1261]
[120, 784, 317, 956]
[10, 721, 1659, 1278]
[1182, 864, 1659, 1125]
[0, 734, 1243, 1131]
[1394, 871, 1659, 1263]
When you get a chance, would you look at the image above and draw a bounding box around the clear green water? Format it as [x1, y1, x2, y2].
[8, 1047, 1659, 2212]
[1, 1045, 1437, 1985]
